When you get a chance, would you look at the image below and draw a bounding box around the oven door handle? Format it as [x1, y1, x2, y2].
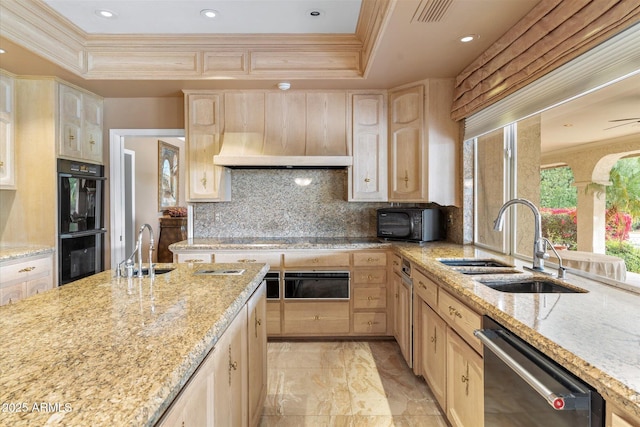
[60, 228, 107, 239]
[59, 173, 107, 180]
[475, 329, 578, 411]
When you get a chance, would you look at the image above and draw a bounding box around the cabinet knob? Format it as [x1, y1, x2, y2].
[200, 174, 207, 189]
[0, 161, 4, 167]
[364, 177, 371, 183]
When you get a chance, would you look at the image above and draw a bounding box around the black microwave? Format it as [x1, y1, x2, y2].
[377, 207, 443, 242]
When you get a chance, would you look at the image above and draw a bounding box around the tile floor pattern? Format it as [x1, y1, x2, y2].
[260, 340, 448, 427]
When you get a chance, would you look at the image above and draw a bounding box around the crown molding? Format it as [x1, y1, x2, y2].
[0, 0, 391, 81]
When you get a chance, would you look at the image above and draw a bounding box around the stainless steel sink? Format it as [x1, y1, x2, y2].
[439, 258, 513, 268]
[478, 279, 587, 294]
[133, 267, 175, 276]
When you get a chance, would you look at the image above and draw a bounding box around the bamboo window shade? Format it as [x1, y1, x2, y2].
[451, 0, 640, 121]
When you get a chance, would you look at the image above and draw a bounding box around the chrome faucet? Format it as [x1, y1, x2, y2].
[493, 198, 548, 272]
[542, 237, 567, 279]
[136, 224, 155, 278]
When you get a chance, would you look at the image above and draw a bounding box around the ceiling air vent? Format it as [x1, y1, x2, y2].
[412, 0, 453, 23]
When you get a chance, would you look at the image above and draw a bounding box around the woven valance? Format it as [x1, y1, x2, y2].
[451, 0, 640, 121]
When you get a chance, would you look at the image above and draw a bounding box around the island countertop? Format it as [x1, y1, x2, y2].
[0, 262, 269, 427]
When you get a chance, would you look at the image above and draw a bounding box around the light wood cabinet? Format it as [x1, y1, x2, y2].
[393, 269, 412, 367]
[0, 71, 16, 190]
[0, 252, 54, 306]
[305, 92, 348, 155]
[264, 92, 306, 154]
[387, 80, 459, 205]
[174, 252, 213, 263]
[58, 83, 103, 164]
[247, 283, 267, 427]
[213, 304, 248, 427]
[439, 289, 483, 355]
[283, 250, 350, 268]
[388, 85, 425, 201]
[607, 403, 640, 427]
[419, 301, 447, 409]
[214, 251, 282, 266]
[447, 327, 484, 427]
[184, 92, 231, 201]
[352, 250, 390, 335]
[349, 93, 388, 201]
[283, 301, 350, 335]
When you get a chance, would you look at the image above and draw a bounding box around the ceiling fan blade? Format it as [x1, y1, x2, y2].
[608, 118, 640, 122]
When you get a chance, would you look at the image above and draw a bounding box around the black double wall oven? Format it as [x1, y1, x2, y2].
[58, 159, 106, 285]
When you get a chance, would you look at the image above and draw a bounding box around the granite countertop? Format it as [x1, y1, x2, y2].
[392, 242, 640, 421]
[169, 237, 392, 251]
[0, 262, 269, 426]
[0, 245, 55, 262]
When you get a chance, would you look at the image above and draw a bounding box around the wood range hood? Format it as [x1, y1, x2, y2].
[213, 132, 353, 169]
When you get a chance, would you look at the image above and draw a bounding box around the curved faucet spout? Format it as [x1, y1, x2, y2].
[493, 198, 547, 271]
[137, 224, 155, 278]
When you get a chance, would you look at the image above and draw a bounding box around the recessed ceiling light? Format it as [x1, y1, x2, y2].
[306, 9, 324, 18]
[460, 34, 478, 43]
[200, 9, 219, 19]
[95, 9, 116, 19]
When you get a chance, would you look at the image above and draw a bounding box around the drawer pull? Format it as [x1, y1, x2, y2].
[312, 258, 320, 263]
[367, 321, 379, 326]
[419, 281, 427, 289]
[184, 259, 204, 263]
[393, 260, 399, 266]
[367, 296, 379, 301]
[238, 259, 257, 263]
[448, 305, 462, 319]
[367, 257, 377, 262]
[313, 315, 320, 320]
[19, 266, 36, 273]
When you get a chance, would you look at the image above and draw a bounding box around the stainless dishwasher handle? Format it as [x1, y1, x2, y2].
[475, 329, 568, 411]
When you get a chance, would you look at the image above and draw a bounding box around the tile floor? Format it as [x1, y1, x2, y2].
[259, 340, 448, 426]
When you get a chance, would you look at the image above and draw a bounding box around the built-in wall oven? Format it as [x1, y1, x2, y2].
[475, 316, 604, 427]
[284, 271, 350, 299]
[58, 159, 106, 285]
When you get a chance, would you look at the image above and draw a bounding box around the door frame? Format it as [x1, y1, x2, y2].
[109, 128, 184, 269]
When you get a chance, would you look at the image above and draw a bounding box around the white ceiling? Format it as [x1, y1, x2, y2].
[2, 0, 639, 153]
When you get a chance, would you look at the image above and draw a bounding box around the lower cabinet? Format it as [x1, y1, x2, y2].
[0, 252, 54, 306]
[607, 403, 640, 427]
[159, 283, 267, 427]
[283, 301, 350, 335]
[446, 327, 484, 427]
[419, 301, 447, 409]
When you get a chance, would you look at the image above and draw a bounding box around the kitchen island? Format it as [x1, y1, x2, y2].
[0, 262, 269, 426]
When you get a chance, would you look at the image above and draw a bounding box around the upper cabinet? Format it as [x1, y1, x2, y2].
[184, 92, 231, 202]
[305, 92, 348, 155]
[388, 81, 460, 206]
[388, 85, 426, 201]
[58, 83, 103, 164]
[349, 93, 387, 201]
[0, 71, 16, 190]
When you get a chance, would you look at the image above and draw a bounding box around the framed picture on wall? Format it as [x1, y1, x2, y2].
[158, 140, 179, 211]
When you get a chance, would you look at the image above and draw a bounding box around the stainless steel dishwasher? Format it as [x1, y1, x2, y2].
[475, 316, 604, 427]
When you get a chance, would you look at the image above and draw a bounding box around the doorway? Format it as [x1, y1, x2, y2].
[109, 129, 185, 269]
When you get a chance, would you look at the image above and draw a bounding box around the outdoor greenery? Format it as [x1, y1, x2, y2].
[540, 157, 640, 273]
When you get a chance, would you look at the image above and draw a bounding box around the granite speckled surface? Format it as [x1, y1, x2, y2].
[392, 242, 640, 421]
[0, 245, 55, 262]
[170, 237, 393, 251]
[0, 262, 268, 426]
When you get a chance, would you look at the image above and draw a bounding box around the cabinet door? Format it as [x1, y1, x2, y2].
[186, 93, 230, 201]
[59, 84, 83, 159]
[447, 328, 483, 427]
[247, 284, 267, 427]
[388, 85, 426, 201]
[0, 73, 15, 189]
[421, 302, 447, 409]
[82, 93, 103, 163]
[397, 277, 412, 367]
[213, 305, 247, 427]
[264, 92, 306, 155]
[350, 93, 387, 201]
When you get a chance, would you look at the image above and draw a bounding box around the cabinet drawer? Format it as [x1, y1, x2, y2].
[266, 301, 281, 336]
[0, 255, 52, 285]
[413, 268, 438, 308]
[353, 252, 387, 267]
[353, 312, 387, 334]
[352, 269, 387, 284]
[391, 254, 402, 273]
[353, 287, 387, 309]
[439, 289, 482, 354]
[175, 252, 212, 263]
[284, 251, 350, 268]
[214, 252, 282, 267]
[283, 302, 349, 334]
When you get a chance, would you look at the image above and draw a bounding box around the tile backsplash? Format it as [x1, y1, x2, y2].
[193, 169, 388, 238]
